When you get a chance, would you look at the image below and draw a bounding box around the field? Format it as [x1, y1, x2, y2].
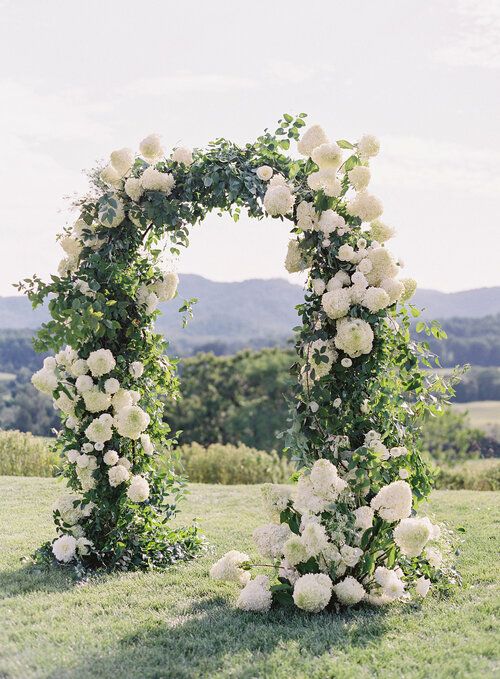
[452, 400, 500, 435]
[1, 477, 499, 679]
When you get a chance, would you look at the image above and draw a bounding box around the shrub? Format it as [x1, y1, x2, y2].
[434, 459, 500, 491]
[0, 430, 58, 477]
[171, 442, 294, 484]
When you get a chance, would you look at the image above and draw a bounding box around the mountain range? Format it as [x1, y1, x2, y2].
[1, 276, 499, 353]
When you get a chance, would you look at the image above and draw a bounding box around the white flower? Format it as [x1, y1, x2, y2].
[369, 219, 395, 243]
[340, 544, 363, 567]
[264, 185, 295, 216]
[261, 484, 291, 520]
[362, 286, 391, 313]
[137, 285, 159, 314]
[333, 397, 341, 408]
[292, 475, 327, 515]
[310, 458, 345, 497]
[357, 257, 373, 275]
[140, 433, 155, 455]
[366, 247, 399, 286]
[371, 480, 412, 522]
[139, 133, 163, 161]
[333, 576, 365, 606]
[399, 468, 409, 479]
[307, 338, 338, 377]
[60, 236, 82, 259]
[296, 201, 319, 231]
[256, 165, 273, 181]
[293, 573, 332, 612]
[54, 391, 78, 415]
[321, 289, 351, 320]
[31, 368, 58, 395]
[318, 210, 345, 235]
[341, 357, 352, 368]
[171, 146, 193, 166]
[110, 148, 134, 177]
[374, 566, 405, 599]
[327, 270, 351, 290]
[357, 134, 380, 160]
[209, 550, 251, 585]
[381, 278, 404, 304]
[283, 535, 308, 567]
[347, 192, 383, 222]
[76, 375, 94, 393]
[301, 522, 329, 558]
[69, 359, 88, 377]
[354, 506, 374, 530]
[237, 575, 273, 612]
[99, 196, 125, 228]
[82, 443, 94, 453]
[117, 457, 132, 470]
[108, 464, 130, 487]
[401, 278, 417, 302]
[297, 124, 329, 157]
[85, 414, 114, 444]
[425, 547, 443, 568]
[127, 475, 150, 502]
[114, 405, 150, 439]
[348, 165, 371, 191]
[52, 534, 77, 563]
[103, 450, 119, 466]
[104, 378, 120, 394]
[253, 523, 292, 559]
[124, 177, 144, 202]
[100, 164, 122, 188]
[112, 388, 133, 411]
[284, 239, 309, 273]
[76, 537, 93, 556]
[337, 244, 356, 263]
[86, 349, 116, 377]
[66, 449, 80, 463]
[151, 272, 178, 302]
[416, 576, 431, 598]
[129, 361, 144, 378]
[311, 142, 342, 169]
[53, 494, 84, 525]
[311, 278, 326, 295]
[307, 169, 342, 197]
[141, 167, 175, 195]
[83, 390, 112, 413]
[394, 517, 431, 557]
[334, 318, 374, 358]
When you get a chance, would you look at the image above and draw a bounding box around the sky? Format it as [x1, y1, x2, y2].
[0, 0, 499, 296]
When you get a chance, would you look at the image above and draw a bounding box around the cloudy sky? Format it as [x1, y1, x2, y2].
[1, 0, 499, 296]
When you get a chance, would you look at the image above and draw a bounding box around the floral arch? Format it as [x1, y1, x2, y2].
[24, 114, 456, 608]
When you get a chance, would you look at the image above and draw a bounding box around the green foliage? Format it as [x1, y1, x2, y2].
[433, 459, 500, 491]
[170, 442, 293, 484]
[0, 430, 57, 477]
[421, 409, 483, 462]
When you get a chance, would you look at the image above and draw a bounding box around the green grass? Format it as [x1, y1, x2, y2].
[452, 400, 500, 434]
[0, 478, 499, 679]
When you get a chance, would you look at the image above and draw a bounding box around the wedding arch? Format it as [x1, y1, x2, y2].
[24, 114, 456, 607]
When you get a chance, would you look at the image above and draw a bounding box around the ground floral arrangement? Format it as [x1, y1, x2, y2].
[22, 114, 459, 608]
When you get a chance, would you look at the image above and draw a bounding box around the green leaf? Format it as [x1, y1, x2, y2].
[337, 139, 354, 149]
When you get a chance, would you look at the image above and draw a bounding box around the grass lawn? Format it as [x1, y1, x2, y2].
[1, 478, 499, 679]
[452, 400, 500, 436]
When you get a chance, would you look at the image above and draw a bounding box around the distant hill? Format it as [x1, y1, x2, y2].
[0, 277, 499, 354]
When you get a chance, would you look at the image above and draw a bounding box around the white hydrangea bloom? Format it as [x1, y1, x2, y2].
[327, 270, 351, 291]
[108, 464, 130, 487]
[357, 134, 380, 160]
[124, 177, 144, 202]
[394, 517, 431, 557]
[54, 391, 78, 416]
[311, 142, 342, 169]
[347, 191, 383, 222]
[69, 359, 88, 377]
[114, 405, 150, 439]
[76, 537, 93, 556]
[100, 164, 122, 188]
[301, 522, 329, 558]
[309, 458, 343, 497]
[283, 535, 308, 567]
[87, 349, 116, 377]
[297, 124, 329, 157]
[307, 169, 342, 197]
[311, 278, 326, 295]
[334, 318, 374, 358]
[110, 148, 134, 177]
[76, 375, 94, 393]
[318, 210, 345, 235]
[104, 378, 120, 394]
[83, 390, 112, 414]
[236, 575, 273, 612]
[263, 185, 295, 216]
[337, 244, 356, 263]
[53, 494, 84, 525]
[401, 278, 418, 302]
[151, 272, 179, 302]
[209, 550, 251, 585]
[139, 133, 163, 161]
[365, 247, 400, 286]
[371, 480, 413, 522]
[60, 236, 83, 259]
[321, 288, 351, 320]
[340, 544, 363, 567]
[425, 547, 443, 568]
[284, 240, 309, 273]
[52, 534, 77, 563]
[66, 449, 80, 463]
[171, 146, 193, 166]
[307, 338, 338, 377]
[370, 219, 395, 243]
[99, 196, 126, 229]
[296, 201, 319, 231]
[76, 466, 96, 491]
[293, 573, 332, 612]
[31, 368, 58, 395]
[261, 484, 291, 520]
[374, 566, 406, 599]
[103, 449, 119, 466]
[129, 361, 144, 378]
[85, 413, 114, 444]
[333, 576, 365, 605]
[381, 278, 404, 304]
[415, 576, 431, 598]
[362, 286, 391, 313]
[136, 284, 159, 314]
[253, 523, 292, 559]
[348, 165, 371, 191]
[256, 165, 273, 181]
[112, 388, 133, 411]
[141, 167, 175, 195]
[127, 475, 150, 502]
[353, 506, 374, 530]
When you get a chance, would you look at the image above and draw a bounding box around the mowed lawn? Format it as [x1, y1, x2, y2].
[452, 400, 500, 435]
[1, 478, 499, 679]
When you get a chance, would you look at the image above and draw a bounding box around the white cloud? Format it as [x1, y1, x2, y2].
[264, 60, 334, 85]
[435, 0, 500, 69]
[122, 72, 258, 97]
